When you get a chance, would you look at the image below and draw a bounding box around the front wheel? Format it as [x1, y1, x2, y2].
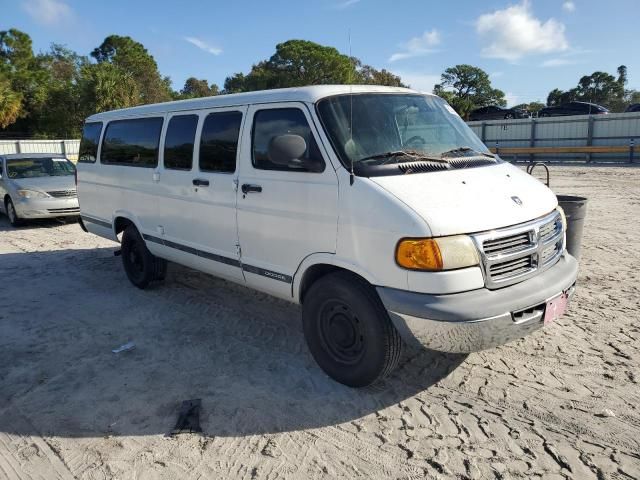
[121, 225, 167, 289]
[302, 272, 403, 387]
[5, 197, 21, 227]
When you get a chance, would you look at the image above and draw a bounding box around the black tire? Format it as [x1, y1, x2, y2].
[302, 271, 403, 387]
[5, 197, 21, 227]
[121, 225, 167, 289]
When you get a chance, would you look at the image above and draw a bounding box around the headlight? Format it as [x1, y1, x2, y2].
[17, 189, 48, 199]
[556, 205, 567, 232]
[396, 235, 480, 271]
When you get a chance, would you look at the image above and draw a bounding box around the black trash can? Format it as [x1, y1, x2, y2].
[557, 195, 587, 261]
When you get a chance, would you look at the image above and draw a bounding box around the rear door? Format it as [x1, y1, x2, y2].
[152, 107, 247, 281]
[236, 103, 339, 299]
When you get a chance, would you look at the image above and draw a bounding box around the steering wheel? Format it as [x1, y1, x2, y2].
[404, 135, 427, 148]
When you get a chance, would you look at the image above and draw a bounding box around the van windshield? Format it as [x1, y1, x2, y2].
[317, 93, 491, 169]
[6, 158, 76, 179]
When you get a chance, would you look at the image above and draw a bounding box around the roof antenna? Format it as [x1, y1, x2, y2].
[348, 29, 355, 186]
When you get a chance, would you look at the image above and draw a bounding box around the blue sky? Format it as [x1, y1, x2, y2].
[2, 0, 639, 106]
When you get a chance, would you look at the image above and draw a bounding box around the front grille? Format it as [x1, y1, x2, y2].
[47, 189, 77, 198]
[489, 256, 534, 280]
[473, 211, 564, 289]
[483, 231, 532, 254]
[47, 207, 80, 213]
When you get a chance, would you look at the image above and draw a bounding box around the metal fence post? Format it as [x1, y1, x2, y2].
[15, 140, 21, 154]
[529, 118, 536, 163]
[586, 116, 594, 163]
[481, 122, 486, 142]
[61, 140, 66, 157]
[631, 138, 635, 164]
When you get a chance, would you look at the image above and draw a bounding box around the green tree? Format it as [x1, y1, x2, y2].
[223, 39, 405, 93]
[546, 88, 576, 106]
[0, 72, 21, 128]
[91, 35, 172, 104]
[546, 66, 628, 111]
[433, 65, 505, 119]
[0, 29, 49, 132]
[179, 77, 219, 99]
[79, 62, 140, 113]
[513, 101, 545, 114]
[30, 44, 87, 137]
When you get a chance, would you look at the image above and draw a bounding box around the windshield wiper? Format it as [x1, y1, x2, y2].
[441, 146, 495, 158]
[359, 150, 450, 165]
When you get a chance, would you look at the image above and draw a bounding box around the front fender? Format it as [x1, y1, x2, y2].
[292, 252, 381, 303]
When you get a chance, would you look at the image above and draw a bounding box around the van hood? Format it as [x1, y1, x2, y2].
[370, 162, 557, 236]
[12, 175, 75, 192]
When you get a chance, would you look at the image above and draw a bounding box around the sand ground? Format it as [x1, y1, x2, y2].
[0, 166, 639, 480]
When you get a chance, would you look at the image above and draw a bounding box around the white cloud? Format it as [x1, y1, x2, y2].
[490, 71, 504, 79]
[475, 1, 569, 61]
[335, 0, 360, 9]
[505, 92, 520, 107]
[389, 29, 441, 62]
[22, 0, 73, 25]
[184, 37, 222, 55]
[562, 1, 576, 12]
[394, 72, 440, 93]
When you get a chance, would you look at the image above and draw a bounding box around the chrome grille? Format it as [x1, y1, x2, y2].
[490, 256, 534, 280]
[47, 189, 77, 198]
[483, 231, 532, 254]
[473, 210, 564, 289]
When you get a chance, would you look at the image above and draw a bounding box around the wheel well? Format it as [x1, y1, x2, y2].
[299, 264, 368, 304]
[4, 194, 10, 206]
[114, 216, 134, 236]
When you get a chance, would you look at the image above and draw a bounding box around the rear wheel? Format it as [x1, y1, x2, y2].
[121, 225, 167, 289]
[5, 197, 21, 227]
[504, 113, 515, 119]
[302, 271, 403, 387]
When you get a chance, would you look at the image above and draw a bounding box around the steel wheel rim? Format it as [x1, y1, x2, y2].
[318, 299, 365, 364]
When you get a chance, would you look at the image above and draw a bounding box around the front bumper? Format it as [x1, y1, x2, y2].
[377, 254, 578, 353]
[15, 196, 80, 219]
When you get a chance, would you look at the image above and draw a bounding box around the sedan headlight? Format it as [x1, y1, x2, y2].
[17, 189, 49, 199]
[396, 235, 480, 271]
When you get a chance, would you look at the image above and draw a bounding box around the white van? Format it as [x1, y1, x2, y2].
[77, 85, 578, 387]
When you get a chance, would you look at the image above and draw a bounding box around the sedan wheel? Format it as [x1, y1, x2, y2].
[6, 198, 20, 227]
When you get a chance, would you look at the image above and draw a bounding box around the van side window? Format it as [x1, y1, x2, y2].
[164, 115, 198, 170]
[78, 122, 103, 163]
[199, 111, 242, 173]
[101, 117, 163, 167]
[252, 108, 324, 172]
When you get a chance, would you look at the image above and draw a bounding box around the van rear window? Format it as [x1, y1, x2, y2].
[101, 117, 163, 167]
[78, 122, 102, 163]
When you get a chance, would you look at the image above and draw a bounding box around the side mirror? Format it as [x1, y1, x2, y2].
[268, 134, 307, 165]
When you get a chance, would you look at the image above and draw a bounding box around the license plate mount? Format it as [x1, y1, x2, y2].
[544, 293, 569, 325]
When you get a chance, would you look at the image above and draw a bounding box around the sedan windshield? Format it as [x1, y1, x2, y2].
[6, 158, 75, 179]
[317, 94, 491, 167]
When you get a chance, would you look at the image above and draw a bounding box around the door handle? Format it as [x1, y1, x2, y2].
[241, 184, 262, 194]
[192, 178, 210, 187]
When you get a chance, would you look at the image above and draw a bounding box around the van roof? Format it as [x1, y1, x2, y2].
[87, 84, 429, 122]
